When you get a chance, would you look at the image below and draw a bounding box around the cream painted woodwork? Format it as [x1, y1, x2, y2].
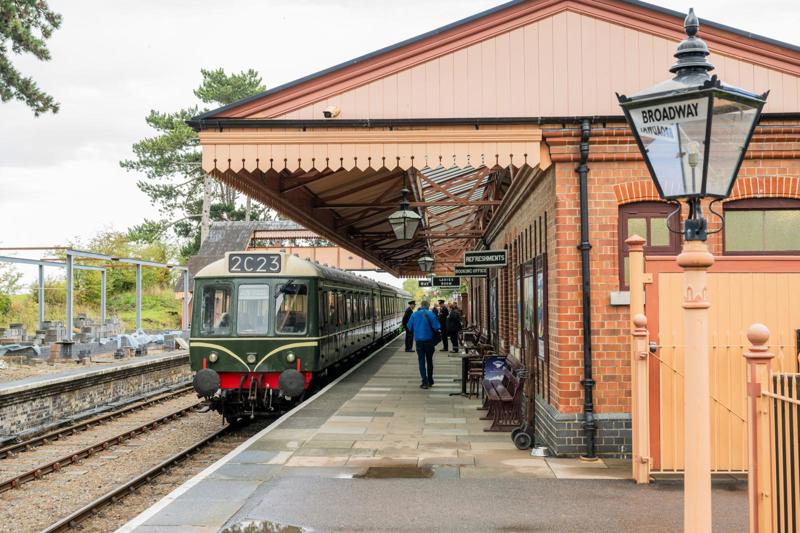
[268, 11, 798, 121]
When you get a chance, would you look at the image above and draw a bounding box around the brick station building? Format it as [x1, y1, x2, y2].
[190, 0, 800, 460]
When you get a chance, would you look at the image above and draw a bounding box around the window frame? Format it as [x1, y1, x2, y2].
[618, 201, 681, 289]
[274, 281, 309, 336]
[723, 198, 800, 256]
[235, 283, 271, 336]
[198, 283, 234, 337]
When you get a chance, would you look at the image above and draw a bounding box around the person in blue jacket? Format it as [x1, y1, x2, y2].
[406, 299, 441, 389]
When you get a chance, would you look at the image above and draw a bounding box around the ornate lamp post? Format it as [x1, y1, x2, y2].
[617, 9, 766, 532]
[387, 188, 422, 240]
[417, 255, 434, 273]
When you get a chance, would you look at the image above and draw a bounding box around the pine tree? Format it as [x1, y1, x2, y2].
[0, 0, 62, 115]
[121, 69, 274, 258]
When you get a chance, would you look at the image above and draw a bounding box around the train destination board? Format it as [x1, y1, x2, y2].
[432, 276, 461, 287]
[228, 253, 281, 273]
[418, 279, 432, 287]
[464, 250, 507, 267]
[454, 266, 489, 277]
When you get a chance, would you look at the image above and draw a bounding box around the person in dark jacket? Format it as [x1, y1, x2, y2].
[437, 299, 449, 351]
[446, 302, 462, 353]
[406, 300, 441, 389]
[401, 301, 415, 352]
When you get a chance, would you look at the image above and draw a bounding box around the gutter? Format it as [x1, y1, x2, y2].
[576, 119, 597, 460]
[187, 113, 800, 132]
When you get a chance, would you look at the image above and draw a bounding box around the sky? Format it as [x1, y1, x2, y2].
[1, 0, 798, 285]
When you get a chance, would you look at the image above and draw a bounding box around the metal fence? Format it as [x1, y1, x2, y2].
[765, 374, 800, 533]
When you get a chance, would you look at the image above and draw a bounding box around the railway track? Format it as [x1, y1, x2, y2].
[41, 424, 231, 533]
[0, 400, 203, 494]
[0, 383, 193, 460]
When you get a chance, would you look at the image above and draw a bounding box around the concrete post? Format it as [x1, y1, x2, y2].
[65, 252, 73, 342]
[743, 323, 775, 533]
[677, 239, 714, 533]
[135, 263, 142, 332]
[182, 269, 190, 333]
[626, 234, 650, 483]
[38, 264, 45, 330]
[100, 270, 107, 324]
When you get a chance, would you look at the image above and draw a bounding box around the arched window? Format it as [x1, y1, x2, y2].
[618, 201, 681, 288]
[724, 198, 800, 254]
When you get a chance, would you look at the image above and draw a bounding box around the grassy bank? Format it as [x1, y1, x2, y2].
[0, 287, 182, 333]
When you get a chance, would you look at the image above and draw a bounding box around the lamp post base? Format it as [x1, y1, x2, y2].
[677, 240, 714, 533]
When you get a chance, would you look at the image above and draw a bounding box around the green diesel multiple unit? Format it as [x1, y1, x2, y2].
[190, 251, 409, 422]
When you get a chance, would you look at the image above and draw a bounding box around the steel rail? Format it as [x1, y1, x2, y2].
[40, 424, 230, 533]
[0, 384, 193, 460]
[0, 401, 202, 494]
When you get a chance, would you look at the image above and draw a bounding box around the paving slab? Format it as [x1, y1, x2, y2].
[121, 339, 747, 533]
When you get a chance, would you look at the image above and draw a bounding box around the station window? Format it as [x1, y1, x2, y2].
[200, 285, 231, 336]
[724, 198, 800, 254]
[618, 201, 680, 288]
[275, 282, 308, 334]
[236, 285, 270, 335]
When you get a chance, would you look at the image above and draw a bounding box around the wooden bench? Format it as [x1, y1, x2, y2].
[480, 368, 526, 432]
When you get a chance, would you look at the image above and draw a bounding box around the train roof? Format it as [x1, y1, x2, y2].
[194, 251, 410, 296]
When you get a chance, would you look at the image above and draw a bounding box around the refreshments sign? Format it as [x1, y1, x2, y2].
[464, 250, 507, 268]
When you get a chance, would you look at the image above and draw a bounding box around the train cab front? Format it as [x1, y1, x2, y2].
[188, 266, 318, 422]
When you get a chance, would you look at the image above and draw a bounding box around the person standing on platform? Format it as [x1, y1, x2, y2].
[406, 300, 441, 389]
[402, 300, 415, 352]
[437, 299, 449, 351]
[446, 302, 462, 353]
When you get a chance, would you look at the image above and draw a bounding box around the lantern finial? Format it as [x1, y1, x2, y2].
[670, 8, 713, 74]
[684, 8, 699, 37]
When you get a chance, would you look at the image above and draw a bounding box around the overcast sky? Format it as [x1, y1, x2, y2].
[1, 0, 797, 281]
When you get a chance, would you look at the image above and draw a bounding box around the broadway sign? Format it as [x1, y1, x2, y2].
[432, 276, 461, 288]
[454, 266, 489, 277]
[464, 250, 507, 268]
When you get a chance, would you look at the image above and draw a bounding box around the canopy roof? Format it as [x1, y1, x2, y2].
[192, 0, 800, 276]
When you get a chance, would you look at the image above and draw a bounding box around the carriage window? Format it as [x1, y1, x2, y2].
[326, 291, 337, 330]
[275, 283, 308, 334]
[345, 294, 353, 324]
[201, 286, 231, 336]
[236, 285, 270, 335]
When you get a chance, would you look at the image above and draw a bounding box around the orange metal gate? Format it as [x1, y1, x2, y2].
[645, 257, 800, 472]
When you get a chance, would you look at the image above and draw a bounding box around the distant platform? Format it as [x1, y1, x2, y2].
[119, 341, 745, 532]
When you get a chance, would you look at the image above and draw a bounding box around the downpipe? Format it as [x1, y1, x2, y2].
[576, 119, 597, 460]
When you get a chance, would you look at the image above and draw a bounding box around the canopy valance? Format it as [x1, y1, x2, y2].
[200, 126, 542, 173]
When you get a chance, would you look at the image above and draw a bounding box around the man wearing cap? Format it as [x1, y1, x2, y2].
[406, 300, 441, 389]
[437, 299, 449, 351]
[401, 300, 415, 352]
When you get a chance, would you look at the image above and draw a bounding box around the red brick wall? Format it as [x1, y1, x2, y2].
[472, 119, 800, 417]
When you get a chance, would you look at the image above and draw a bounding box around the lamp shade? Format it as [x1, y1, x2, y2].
[418, 255, 434, 273]
[388, 208, 422, 240]
[617, 9, 766, 200]
[388, 187, 422, 240]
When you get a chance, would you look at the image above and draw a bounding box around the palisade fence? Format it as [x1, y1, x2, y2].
[742, 325, 800, 533]
[764, 373, 800, 532]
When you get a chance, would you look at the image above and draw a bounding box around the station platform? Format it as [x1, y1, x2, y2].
[120, 339, 747, 532]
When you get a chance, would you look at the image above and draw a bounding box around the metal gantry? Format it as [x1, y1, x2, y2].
[0, 249, 190, 342]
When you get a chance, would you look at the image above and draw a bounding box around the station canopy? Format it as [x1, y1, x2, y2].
[191, 0, 800, 275]
[198, 125, 544, 276]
